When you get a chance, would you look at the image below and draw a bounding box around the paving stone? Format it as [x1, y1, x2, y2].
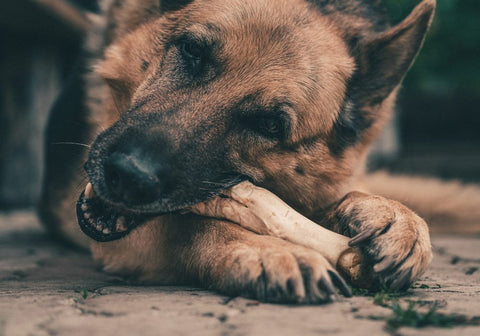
[1, 211, 479, 336]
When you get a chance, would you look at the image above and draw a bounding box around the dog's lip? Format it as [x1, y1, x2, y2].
[83, 175, 248, 214]
[76, 176, 248, 242]
[76, 186, 151, 242]
[75, 183, 212, 242]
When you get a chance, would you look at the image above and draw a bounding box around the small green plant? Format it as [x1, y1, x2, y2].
[352, 285, 479, 333]
[350, 286, 404, 302]
[385, 300, 479, 333]
[373, 292, 401, 307]
[349, 286, 370, 296]
[411, 283, 430, 289]
[73, 289, 90, 302]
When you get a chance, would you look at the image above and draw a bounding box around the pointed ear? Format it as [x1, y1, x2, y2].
[159, 0, 193, 13]
[350, 0, 436, 105]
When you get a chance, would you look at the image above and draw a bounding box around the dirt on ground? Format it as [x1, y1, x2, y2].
[1, 211, 479, 336]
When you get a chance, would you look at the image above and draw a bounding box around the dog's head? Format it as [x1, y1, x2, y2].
[79, 0, 435, 241]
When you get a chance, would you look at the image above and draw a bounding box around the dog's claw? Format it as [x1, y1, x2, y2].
[390, 267, 413, 292]
[318, 276, 337, 299]
[328, 270, 352, 297]
[348, 227, 377, 247]
[373, 255, 396, 274]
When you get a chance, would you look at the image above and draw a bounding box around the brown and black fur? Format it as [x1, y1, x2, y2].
[39, 0, 439, 303]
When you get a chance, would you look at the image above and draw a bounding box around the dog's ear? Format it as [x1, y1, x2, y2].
[350, 0, 436, 105]
[159, 0, 193, 13]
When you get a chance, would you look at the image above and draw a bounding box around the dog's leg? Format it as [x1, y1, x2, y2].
[364, 171, 480, 234]
[91, 215, 351, 303]
[315, 192, 433, 291]
[38, 59, 94, 249]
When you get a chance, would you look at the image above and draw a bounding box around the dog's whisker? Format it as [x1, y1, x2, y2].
[52, 142, 91, 148]
[199, 176, 244, 188]
[199, 180, 226, 186]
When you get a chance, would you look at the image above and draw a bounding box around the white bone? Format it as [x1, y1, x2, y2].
[190, 181, 367, 282]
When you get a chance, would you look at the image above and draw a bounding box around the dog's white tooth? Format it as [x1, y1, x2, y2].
[116, 217, 127, 232]
[81, 204, 88, 212]
[84, 212, 91, 219]
[102, 228, 111, 234]
[85, 183, 95, 199]
[96, 224, 103, 231]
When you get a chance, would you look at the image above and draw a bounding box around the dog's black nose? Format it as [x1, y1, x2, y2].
[104, 151, 164, 205]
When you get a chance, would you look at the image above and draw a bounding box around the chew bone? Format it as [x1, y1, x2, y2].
[190, 181, 371, 285]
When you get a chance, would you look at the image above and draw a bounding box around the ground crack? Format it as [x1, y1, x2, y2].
[76, 306, 125, 318]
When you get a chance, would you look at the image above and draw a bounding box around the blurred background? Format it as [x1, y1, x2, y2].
[378, 0, 480, 182]
[0, 0, 479, 209]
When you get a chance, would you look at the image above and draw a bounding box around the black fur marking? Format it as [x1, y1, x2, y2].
[160, 0, 193, 13]
[84, 107, 245, 215]
[328, 98, 373, 156]
[307, 0, 390, 31]
[295, 166, 306, 176]
[141, 60, 150, 72]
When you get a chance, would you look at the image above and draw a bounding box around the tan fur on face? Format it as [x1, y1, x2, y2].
[95, 0, 355, 140]
[90, 0, 358, 217]
[186, 0, 355, 140]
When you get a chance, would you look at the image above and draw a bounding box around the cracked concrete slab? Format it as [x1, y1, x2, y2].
[1, 211, 479, 336]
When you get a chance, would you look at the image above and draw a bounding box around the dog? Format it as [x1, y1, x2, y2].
[39, 0, 438, 303]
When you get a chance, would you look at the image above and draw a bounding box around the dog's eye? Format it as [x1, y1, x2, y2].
[256, 116, 285, 140]
[180, 39, 204, 69]
[240, 113, 288, 142]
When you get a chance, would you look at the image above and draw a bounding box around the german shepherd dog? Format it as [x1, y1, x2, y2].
[39, 0, 438, 303]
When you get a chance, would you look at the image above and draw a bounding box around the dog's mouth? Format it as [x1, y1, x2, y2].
[77, 174, 247, 242]
[76, 183, 152, 242]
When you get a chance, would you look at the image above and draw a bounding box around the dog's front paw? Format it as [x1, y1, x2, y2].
[216, 237, 351, 304]
[335, 192, 433, 291]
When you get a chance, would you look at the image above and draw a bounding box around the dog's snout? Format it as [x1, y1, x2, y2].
[104, 151, 164, 206]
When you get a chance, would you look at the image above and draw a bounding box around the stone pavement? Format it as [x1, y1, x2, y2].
[1, 211, 479, 336]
